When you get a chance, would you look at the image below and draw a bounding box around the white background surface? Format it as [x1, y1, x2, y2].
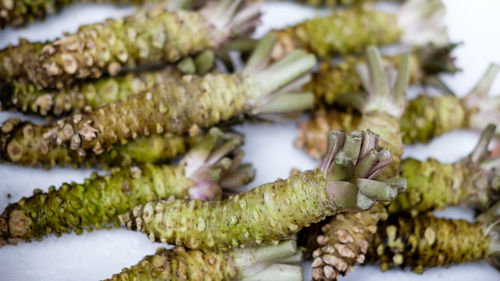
[1, 1, 500, 280]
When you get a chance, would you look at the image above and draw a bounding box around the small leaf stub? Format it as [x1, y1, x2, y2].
[182, 128, 255, 201]
[321, 130, 406, 211]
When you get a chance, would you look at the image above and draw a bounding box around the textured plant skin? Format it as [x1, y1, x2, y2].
[106, 246, 239, 281]
[106, 241, 301, 281]
[0, 0, 193, 30]
[0, 118, 198, 168]
[401, 95, 467, 144]
[295, 108, 361, 160]
[270, 7, 401, 60]
[121, 169, 334, 250]
[1, 54, 215, 116]
[1, 47, 316, 158]
[0, 128, 253, 246]
[120, 129, 405, 251]
[0, 39, 43, 84]
[0, 164, 194, 246]
[368, 213, 489, 273]
[310, 47, 410, 280]
[310, 204, 386, 280]
[388, 160, 478, 213]
[24, 1, 259, 89]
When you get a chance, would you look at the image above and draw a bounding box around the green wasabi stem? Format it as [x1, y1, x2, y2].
[23, 0, 259, 89]
[402, 63, 500, 143]
[369, 202, 500, 273]
[1, 50, 216, 117]
[120, 129, 406, 251]
[310, 46, 410, 281]
[295, 62, 498, 161]
[389, 124, 500, 213]
[270, 0, 448, 60]
[304, 44, 458, 107]
[0, 0, 198, 30]
[106, 240, 302, 281]
[0, 117, 203, 168]
[0, 39, 44, 84]
[1, 34, 316, 158]
[0, 128, 255, 247]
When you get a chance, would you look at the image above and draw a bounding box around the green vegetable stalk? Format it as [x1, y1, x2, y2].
[389, 124, 500, 213]
[1, 34, 316, 159]
[0, 50, 216, 117]
[368, 203, 500, 273]
[401, 63, 500, 143]
[120, 129, 406, 251]
[0, 0, 197, 30]
[270, 0, 448, 60]
[0, 117, 201, 168]
[305, 44, 458, 107]
[0, 39, 43, 85]
[16, 0, 259, 89]
[0, 128, 255, 246]
[310, 46, 410, 281]
[296, 63, 500, 159]
[106, 240, 303, 281]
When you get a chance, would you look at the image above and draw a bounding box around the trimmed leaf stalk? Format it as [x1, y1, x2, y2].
[0, 50, 216, 117]
[0, 118, 201, 168]
[368, 204, 500, 273]
[0, 128, 255, 246]
[106, 240, 303, 281]
[19, 0, 260, 89]
[0, 0, 198, 30]
[1, 34, 316, 159]
[310, 46, 410, 281]
[119, 129, 406, 251]
[305, 44, 458, 107]
[270, 0, 448, 60]
[296, 63, 500, 159]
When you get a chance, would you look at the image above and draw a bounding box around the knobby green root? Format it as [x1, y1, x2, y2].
[0, 165, 193, 246]
[270, 7, 401, 60]
[368, 213, 489, 273]
[106, 240, 302, 281]
[24, 0, 259, 89]
[0, 118, 199, 168]
[120, 129, 405, 250]
[0, 127, 253, 246]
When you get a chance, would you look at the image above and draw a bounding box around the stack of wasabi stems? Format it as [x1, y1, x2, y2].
[0, 0, 499, 280]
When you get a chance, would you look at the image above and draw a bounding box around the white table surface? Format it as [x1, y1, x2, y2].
[1, 1, 500, 280]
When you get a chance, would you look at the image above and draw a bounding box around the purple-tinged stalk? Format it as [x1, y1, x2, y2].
[119, 129, 405, 251]
[0, 34, 316, 159]
[310, 46, 410, 281]
[0, 128, 255, 247]
[106, 240, 303, 281]
[270, 0, 448, 60]
[368, 202, 500, 273]
[389, 124, 500, 214]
